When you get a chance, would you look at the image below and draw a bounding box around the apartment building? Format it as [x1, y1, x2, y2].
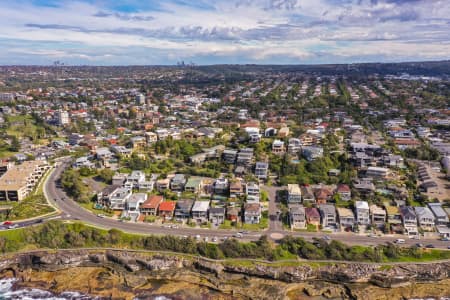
[0, 160, 49, 201]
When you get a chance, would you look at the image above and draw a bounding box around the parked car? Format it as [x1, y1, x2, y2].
[394, 239, 405, 244]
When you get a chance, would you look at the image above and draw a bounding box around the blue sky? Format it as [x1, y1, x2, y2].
[0, 0, 449, 65]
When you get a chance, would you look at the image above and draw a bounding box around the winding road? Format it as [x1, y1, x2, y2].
[43, 158, 450, 249]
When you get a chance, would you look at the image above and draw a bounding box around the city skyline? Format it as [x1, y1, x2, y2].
[0, 0, 449, 65]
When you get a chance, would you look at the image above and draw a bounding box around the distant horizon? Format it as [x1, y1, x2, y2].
[0, 58, 449, 68]
[0, 1, 449, 65]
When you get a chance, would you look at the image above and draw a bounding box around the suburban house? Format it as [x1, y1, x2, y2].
[302, 146, 323, 161]
[255, 161, 269, 180]
[244, 203, 261, 224]
[314, 187, 332, 204]
[428, 203, 449, 226]
[184, 177, 202, 194]
[130, 136, 146, 150]
[366, 166, 389, 179]
[108, 187, 132, 210]
[191, 201, 210, 223]
[140, 195, 163, 216]
[226, 207, 239, 222]
[124, 193, 147, 220]
[170, 174, 186, 191]
[370, 205, 386, 229]
[335, 184, 351, 201]
[126, 170, 146, 188]
[222, 149, 237, 164]
[355, 201, 370, 226]
[138, 179, 154, 191]
[158, 201, 176, 220]
[246, 182, 260, 203]
[272, 139, 285, 154]
[305, 207, 320, 226]
[414, 207, 436, 232]
[214, 178, 229, 195]
[156, 178, 170, 192]
[236, 148, 254, 166]
[229, 180, 244, 198]
[319, 204, 337, 228]
[399, 206, 419, 237]
[97, 185, 121, 206]
[337, 207, 355, 231]
[112, 173, 127, 186]
[301, 186, 315, 203]
[287, 184, 302, 204]
[289, 204, 306, 229]
[209, 207, 226, 225]
[385, 204, 403, 233]
[288, 138, 302, 154]
[174, 200, 194, 220]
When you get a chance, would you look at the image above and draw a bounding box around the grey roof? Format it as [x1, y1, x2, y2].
[209, 207, 225, 215]
[175, 200, 194, 212]
[428, 203, 448, 219]
[400, 206, 416, 219]
[319, 204, 336, 215]
[414, 207, 435, 220]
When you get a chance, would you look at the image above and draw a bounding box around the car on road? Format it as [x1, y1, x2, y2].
[2, 221, 12, 226]
[212, 237, 218, 242]
[425, 244, 435, 248]
[415, 243, 424, 248]
[7, 224, 19, 229]
[234, 233, 243, 238]
[394, 239, 405, 244]
[97, 214, 105, 218]
[322, 235, 331, 240]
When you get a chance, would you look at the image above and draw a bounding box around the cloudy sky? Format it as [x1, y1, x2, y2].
[0, 0, 449, 65]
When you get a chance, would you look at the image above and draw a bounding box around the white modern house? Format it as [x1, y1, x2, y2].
[355, 201, 370, 226]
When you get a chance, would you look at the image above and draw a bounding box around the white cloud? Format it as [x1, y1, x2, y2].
[0, 0, 448, 64]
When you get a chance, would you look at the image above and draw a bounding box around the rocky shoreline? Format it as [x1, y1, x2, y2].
[0, 249, 449, 299]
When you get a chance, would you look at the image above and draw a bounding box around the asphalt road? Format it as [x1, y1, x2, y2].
[43, 158, 450, 249]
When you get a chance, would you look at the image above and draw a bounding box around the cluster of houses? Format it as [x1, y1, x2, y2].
[96, 170, 263, 224]
[287, 182, 450, 238]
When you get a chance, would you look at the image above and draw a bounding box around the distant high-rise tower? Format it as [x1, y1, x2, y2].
[56, 110, 70, 126]
[136, 94, 145, 105]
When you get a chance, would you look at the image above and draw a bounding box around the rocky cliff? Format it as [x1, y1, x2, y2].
[0, 250, 449, 299]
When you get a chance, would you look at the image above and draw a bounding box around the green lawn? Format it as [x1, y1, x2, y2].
[219, 219, 235, 229]
[0, 194, 56, 221]
[79, 202, 114, 217]
[241, 216, 269, 230]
